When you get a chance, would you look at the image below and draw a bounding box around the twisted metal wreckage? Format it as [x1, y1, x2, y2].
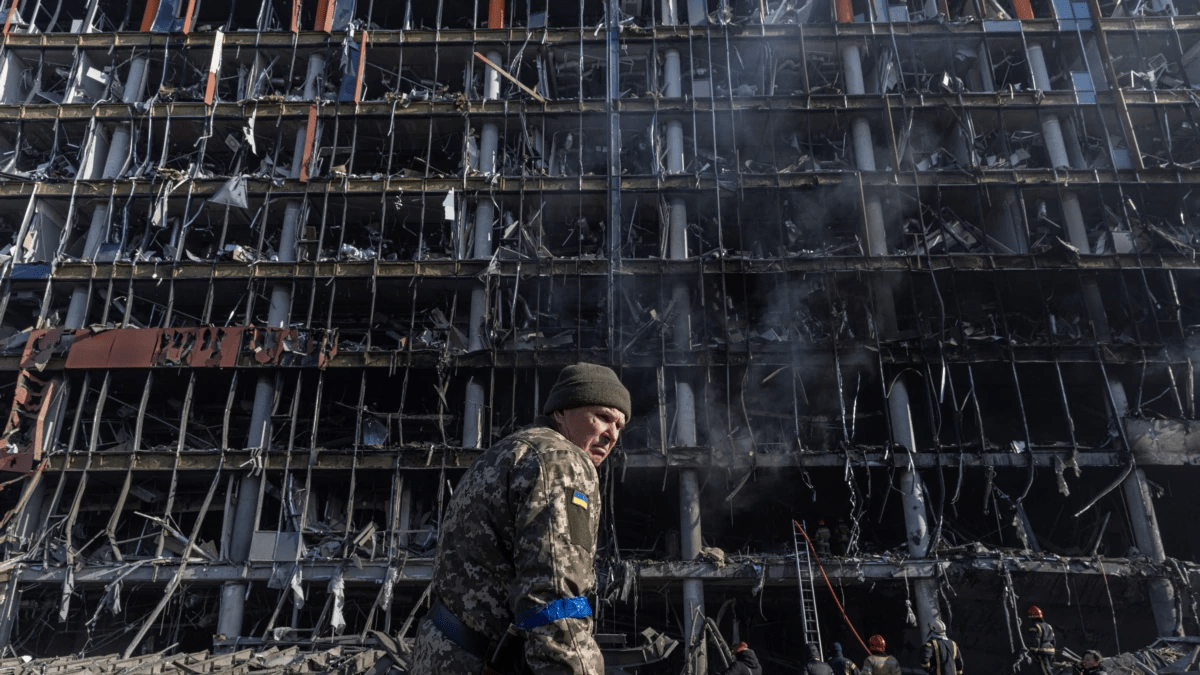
[0, 0, 1198, 672]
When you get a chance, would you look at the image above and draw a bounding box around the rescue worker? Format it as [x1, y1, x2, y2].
[834, 518, 852, 556]
[814, 520, 833, 557]
[920, 619, 964, 675]
[827, 642, 859, 675]
[804, 643, 836, 675]
[1025, 605, 1056, 675]
[717, 642, 763, 675]
[1078, 650, 1107, 675]
[861, 635, 902, 675]
[411, 363, 631, 675]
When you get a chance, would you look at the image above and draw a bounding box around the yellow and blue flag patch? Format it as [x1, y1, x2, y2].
[571, 490, 589, 510]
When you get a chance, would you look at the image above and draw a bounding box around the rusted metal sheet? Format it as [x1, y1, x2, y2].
[355, 31, 369, 104]
[0, 371, 56, 473]
[489, 0, 505, 28]
[300, 104, 318, 182]
[19, 329, 67, 371]
[2, 0, 17, 36]
[156, 327, 244, 367]
[66, 329, 159, 369]
[181, 0, 196, 33]
[203, 30, 224, 105]
[246, 327, 338, 368]
[315, 0, 334, 32]
[139, 0, 161, 31]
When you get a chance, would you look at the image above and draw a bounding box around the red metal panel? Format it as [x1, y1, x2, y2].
[314, 0, 333, 32]
[65, 330, 119, 368]
[20, 329, 65, 370]
[291, 0, 300, 32]
[106, 330, 162, 368]
[354, 31, 368, 104]
[181, 0, 195, 33]
[3, 0, 18, 36]
[188, 326, 244, 367]
[30, 379, 57, 463]
[140, 0, 161, 30]
[489, 0, 504, 28]
[300, 104, 318, 182]
[203, 30, 224, 105]
[66, 329, 159, 368]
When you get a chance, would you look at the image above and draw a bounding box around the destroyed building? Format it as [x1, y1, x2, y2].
[0, 0, 1198, 672]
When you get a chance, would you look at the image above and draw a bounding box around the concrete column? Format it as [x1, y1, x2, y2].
[217, 52, 325, 644]
[1027, 44, 1072, 169]
[122, 57, 150, 105]
[664, 50, 682, 97]
[842, 41, 942, 636]
[462, 52, 502, 450]
[662, 79, 704, 669]
[1122, 469, 1182, 636]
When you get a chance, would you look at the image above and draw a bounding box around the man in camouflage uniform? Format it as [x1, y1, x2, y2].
[411, 363, 631, 675]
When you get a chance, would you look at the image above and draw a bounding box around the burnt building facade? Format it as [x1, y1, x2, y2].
[0, 0, 1198, 672]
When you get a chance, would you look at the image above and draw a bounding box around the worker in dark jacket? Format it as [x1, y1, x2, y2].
[828, 642, 859, 675]
[920, 620, 964, 675]
[1077, 651, 1107, 675]
[717, 642, 763, 675]
[861, 635, 902, 675]
[805, 643, 836, 675]
[1026, 605, 1056, 675]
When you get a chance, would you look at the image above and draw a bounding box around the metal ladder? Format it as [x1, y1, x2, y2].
[793, 520, 824, 659]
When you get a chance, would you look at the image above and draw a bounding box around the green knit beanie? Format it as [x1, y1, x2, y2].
[542, 363, 631, 421]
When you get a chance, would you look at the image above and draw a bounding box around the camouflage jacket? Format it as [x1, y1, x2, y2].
[417, 418, 604, 675]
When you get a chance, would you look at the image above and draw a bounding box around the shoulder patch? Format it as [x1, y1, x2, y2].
[565, 488, 593, 549]
[572, 490, 589, 509]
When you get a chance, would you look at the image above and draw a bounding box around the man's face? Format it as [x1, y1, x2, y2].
[1082, 655, 1100, 669]
[554, 406, 626, 467]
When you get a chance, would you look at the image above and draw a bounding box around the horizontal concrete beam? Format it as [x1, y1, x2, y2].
[4, 170, 1200, 201]
[0, 17, 1193, 50]
[40, 448, 1138, 473]
[0, 89, 1192, 123]
[29, 255, 1200, 285]
[12, 555, 1185, 587]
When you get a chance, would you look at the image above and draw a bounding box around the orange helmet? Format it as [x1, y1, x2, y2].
[734, 642, 748, 653]
[1028, 605, 1043, 619]
[868, 635, 887, 653]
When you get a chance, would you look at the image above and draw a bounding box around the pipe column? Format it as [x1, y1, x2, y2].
[462, 51, 502, 449]
[1027, 45, 1071, 170]
[663, 46, 705, 674]
[217, 53, 325, 643]
[67, 55, 150, 328]
[841, 42, 941, 636]
[1043, 101, 1182, 632]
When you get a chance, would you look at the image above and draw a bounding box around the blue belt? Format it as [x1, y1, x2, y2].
[514, 596, 592, 630]
[429, 599, 491, 659]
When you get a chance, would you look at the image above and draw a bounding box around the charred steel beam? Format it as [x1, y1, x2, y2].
[12, 557, 1188, 586]
[42, 449, 1134, 473]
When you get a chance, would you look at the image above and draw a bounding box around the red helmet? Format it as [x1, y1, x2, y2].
[1028, 605, 1043, 619]
[818, 519, 826, 526]
[868, 635, 886, 653]
[734, 642, 748, 653]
